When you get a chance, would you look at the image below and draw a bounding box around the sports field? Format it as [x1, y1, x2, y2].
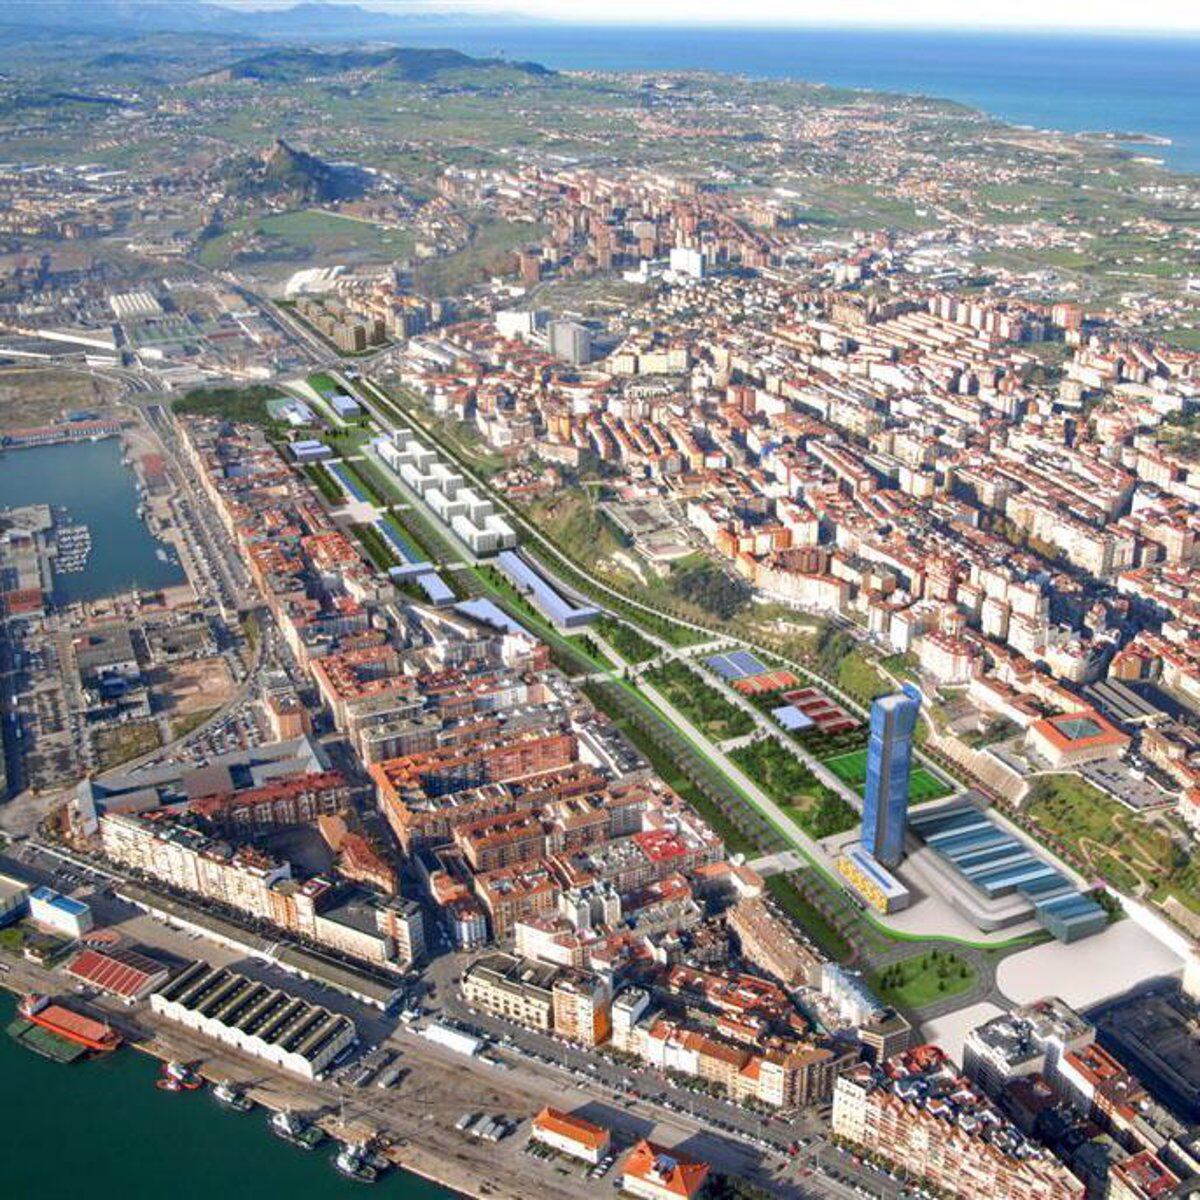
[823, 748, 951, 802]
[824, 748, 869, 786]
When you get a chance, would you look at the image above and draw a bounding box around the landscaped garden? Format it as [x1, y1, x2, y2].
[870, 949, 977, 1010]
[644, 660, 756, 742]
[1024, 774, 1199, 913]
[731, 738, 858, 839]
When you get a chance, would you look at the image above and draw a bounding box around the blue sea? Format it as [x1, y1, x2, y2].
[399, 25, 1200, 175]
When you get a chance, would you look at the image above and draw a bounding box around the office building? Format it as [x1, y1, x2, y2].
[461, 951, 559, 1031]
[547, 320, 593, 366]
[861, 684, 922, 868]
[28, 887, 94, 939]
[962, 997, 1095, 1100]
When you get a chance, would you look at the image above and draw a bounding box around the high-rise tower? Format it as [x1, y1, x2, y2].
[861, 684, 922, 868]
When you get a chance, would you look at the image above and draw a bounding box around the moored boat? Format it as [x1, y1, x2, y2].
[270, 1108, 325, 1150]
[162, 1060, 202, 1090]
[213, 1079, 254, 1112]
[333, 1143, 378, 1184]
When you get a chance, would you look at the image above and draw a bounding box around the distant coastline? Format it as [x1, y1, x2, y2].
[388, 25, 1200, 175]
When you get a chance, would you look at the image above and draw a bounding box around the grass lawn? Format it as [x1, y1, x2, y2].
[825, 748, 869, 787]
[199, 209, 415, 270]
[870, 949, 977, 1010]
[910, 768, 953, 803]
[0, 924, 26, 954]
[307, 371, 342, 398]
[821, 749, 950, 804]
[836, 648, 890, 702]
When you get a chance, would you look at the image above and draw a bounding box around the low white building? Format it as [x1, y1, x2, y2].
[29, 886, 93, 939]
[151, 962, 355, 1080]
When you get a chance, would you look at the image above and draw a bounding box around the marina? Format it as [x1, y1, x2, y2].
[0, 438, 185, 605]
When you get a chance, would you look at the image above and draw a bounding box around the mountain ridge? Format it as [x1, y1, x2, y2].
[0, 1, 533, 41]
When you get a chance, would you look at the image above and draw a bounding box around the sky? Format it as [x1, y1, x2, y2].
[221, 0, 1200, 33]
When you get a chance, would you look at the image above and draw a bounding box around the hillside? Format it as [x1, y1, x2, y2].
[221, 139, 366, 204]
[195, 46, 551, 86]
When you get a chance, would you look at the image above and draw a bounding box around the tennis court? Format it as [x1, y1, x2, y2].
[706, 649, 768, 681]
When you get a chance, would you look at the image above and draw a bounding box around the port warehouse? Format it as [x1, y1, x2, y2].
[372, 430, 517, 555]
[116, 881, 402, 1011]
[150, 961, 356, 1080]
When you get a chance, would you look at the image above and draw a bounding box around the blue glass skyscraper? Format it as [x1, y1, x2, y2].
[861, 683, 922, 869]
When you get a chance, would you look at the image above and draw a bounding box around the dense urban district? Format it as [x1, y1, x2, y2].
[2, 24, 1200, 1200]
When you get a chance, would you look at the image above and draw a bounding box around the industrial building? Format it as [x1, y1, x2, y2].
[151, 961, 356, 1080]
[29, 886, 94, 939]
[0, 872, 30, 927]
[67, 945, 170, 1002]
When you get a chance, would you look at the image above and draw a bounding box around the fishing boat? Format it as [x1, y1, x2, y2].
[332, 1143, 378, 1184]
[270, 1108, 325, 1150]
[212, 1079, 254, 1112]
[162, 1060, 202, 1090]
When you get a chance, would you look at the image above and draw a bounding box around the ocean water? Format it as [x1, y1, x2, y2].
[399, 25, 1200, 174]
[0, 991, 453, 1200]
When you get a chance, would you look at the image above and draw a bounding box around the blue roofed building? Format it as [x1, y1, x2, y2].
[772, 704, 814, 732]
[909, 802, 1107, 943]
[496, 551, 599, 629]
[414, 572, 455, 606]
[329, 392, 362, 419]
[29, 886, 94, 938]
